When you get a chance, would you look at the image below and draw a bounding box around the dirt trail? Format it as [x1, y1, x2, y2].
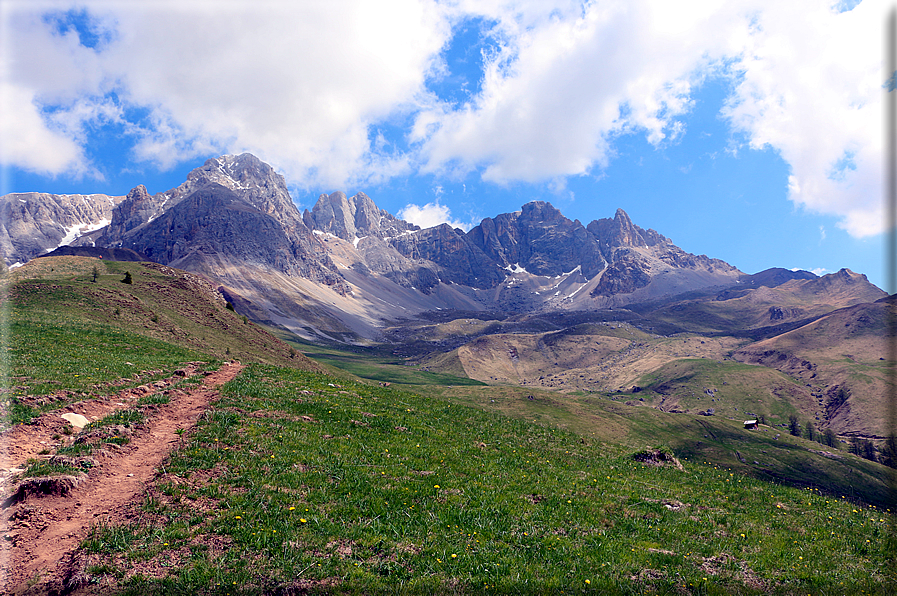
[0, 361, 243, 595]
[0, 362, 207, 494]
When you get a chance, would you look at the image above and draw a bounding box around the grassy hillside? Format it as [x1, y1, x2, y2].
[272, 323, 894, 509]
[74, 363, 894, 594]
[734, 300, 895, 436]
[418, 380, 895, 509]
[4, 256, 320, 369]
[417, 325, 745, 393]
[1, 257, 320, 427]
[634, 359, 814, 423]
[279, 337, 486, 387]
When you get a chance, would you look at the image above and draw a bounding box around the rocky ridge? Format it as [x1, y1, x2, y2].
[0, 192, 125, 267]
[2, 153, 884, 342]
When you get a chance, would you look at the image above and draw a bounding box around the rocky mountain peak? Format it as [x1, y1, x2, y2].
[99, 184, 166, 244]
[188, 154, 272, 190]
[797, 269, 884, 302]
[127, 184, 151, 202]
[587, 207, 667, 250]
[0, 191, 123, 266]
[519, 201, 564, 224]
[306, 191, 418, 241]
[352, 192, 383, 236]
[177, 154, 302, 228]
[468, 200, 605, 279]
[310, 192, 356, 240]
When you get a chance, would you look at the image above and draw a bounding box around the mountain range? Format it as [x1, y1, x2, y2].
[2, 153, 820, 338]
[2, 153, 891, 441]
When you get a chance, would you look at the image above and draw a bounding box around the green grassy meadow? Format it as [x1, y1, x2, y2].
[80, 364, 895, 595]
[1, 315, 210, 428]
[1, 256, 321, 427]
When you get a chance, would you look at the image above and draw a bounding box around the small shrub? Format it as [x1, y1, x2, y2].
[122, 271, 133, 285]
[86, 564, 122, 578]
[56, 442, 94, 456]
[82, 522, 141, 554]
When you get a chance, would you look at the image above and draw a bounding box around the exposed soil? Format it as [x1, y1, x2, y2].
[0, 361, 244, 595]
[0, 363, 207, 496]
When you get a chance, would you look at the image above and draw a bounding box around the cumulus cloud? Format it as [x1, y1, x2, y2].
[2, 0, 450, 188]
[106, 0, 449, 188]
[414, 1, 752, 181]
[1, 0, 886, 239]
[721, 0, 883, 237]
[0, 81, 86, 176]
[415, 0, 885, 236]
[0, 5, 109, 176]
[397, 201, 473, 230]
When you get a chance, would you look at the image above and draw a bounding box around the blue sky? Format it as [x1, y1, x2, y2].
[0, 0, 888, 289]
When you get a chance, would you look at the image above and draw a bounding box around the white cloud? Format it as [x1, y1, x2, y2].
[721, 0, 884, 237]
[0, 4, 109, 176]
[791, 267, 828, 277]
[415, 0, 885, 236]
[0, 81, 86, 176]
[109, 0, 450, 189]
[2, 0, 450, 188]
[1, 0, 886, 240]
[414, 1, 752, 182]
[397, 201, 472, 230]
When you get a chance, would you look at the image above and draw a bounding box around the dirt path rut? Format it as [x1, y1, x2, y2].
[0, 361, 243, 595]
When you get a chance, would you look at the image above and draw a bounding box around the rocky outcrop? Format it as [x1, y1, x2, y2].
[90, 154, 346, 289]
[587, 207, 666, 250]
[0, 192, 123, 267]
[469, 201, 605, 278]
[388, 224, 505, 289]
[305, 191, 418, 241]
[9, 153, 830, 341]
[118, 183, 345, 288]
[97, 185, 161, 244]
[309, 191, 357, 241]
[302, 191, 746, 306]
[590, 249, 653, 296]
[789, 268, 884, 304]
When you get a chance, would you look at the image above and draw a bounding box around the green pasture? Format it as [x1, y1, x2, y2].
[81, 364, 894, 595]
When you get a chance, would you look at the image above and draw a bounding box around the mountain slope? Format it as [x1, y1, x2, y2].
[0, 192, 125, 267]
[734, 295, 895, 436]
[8, 255, 323, 372]
[0, 153, 830, 342]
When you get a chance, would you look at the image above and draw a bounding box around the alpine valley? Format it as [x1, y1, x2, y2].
[2, 153, 894, 492]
